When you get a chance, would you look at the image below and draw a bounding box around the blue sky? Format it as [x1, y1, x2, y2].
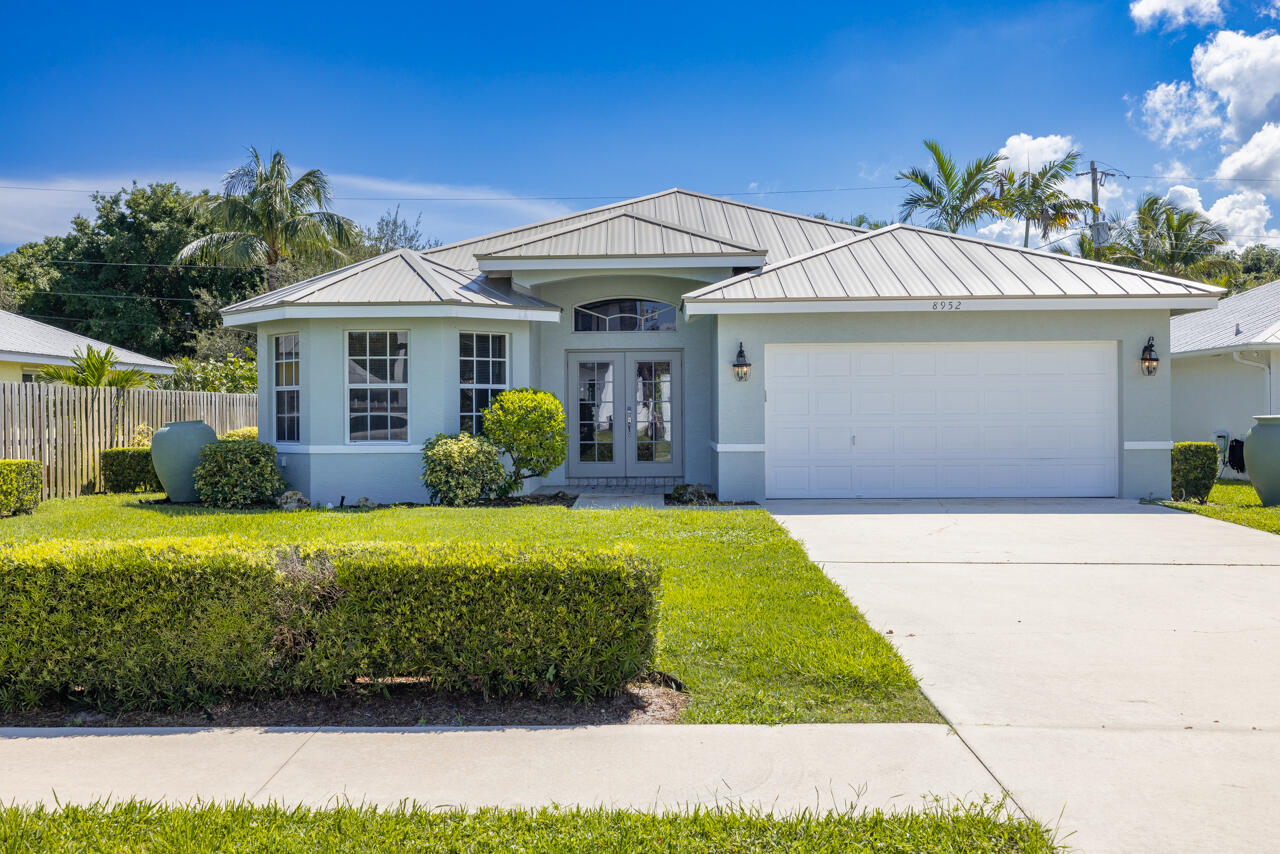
[3, 0, 1279, 253]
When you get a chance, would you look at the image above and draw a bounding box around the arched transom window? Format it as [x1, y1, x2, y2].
[574, 298, 677, 332]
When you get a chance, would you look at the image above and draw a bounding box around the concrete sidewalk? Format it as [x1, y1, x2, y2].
[0, 724, 1000, 812]
[770, 498, 1280, 854]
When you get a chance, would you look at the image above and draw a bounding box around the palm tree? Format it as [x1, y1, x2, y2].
[37, 345, 148, 388]
[994, 151, 1096, 247]
[1109, 195, 1233, 282]
[897, 140, 1005, 232]
[177, 148, 360, 290]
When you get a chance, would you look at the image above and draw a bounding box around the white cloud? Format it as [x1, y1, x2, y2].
[0, 172, 573, 253]
[1154, 158, 1193, 180]
[1137, 80, 1223, 147]
[1190, 29, 1280, 141]
[1164, 184, 1280, 248]
[1130, 0, 1224, 30]
[1217, 121, 1280, 178]
[1263, 1, 1280, 20]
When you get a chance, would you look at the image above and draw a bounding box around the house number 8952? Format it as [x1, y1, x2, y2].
[931, 300, 962, 310]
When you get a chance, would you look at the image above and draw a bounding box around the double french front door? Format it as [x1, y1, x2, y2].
[568, 351, 682, 479]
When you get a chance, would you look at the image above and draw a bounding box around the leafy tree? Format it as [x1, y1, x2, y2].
[482, 389, 568, 496]
[363, 206, 441, 254]
[0, 183, 264, 358]
[810, 213, 889, 229]
[1220, 244, 1280, 293]
[157, 349, 257, 393]
[177, 147, 361, 290]
[37, 345, 148, 388]
[994, 151, 1096, 247]
[897, 140, 1005, 232]
[1109, 195, 1233, 283]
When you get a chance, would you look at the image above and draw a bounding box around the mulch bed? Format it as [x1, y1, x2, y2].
[0, 679, 686, 728]
[476, 492, 578, 508]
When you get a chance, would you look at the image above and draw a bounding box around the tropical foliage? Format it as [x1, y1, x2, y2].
[896, 140, 1005, 232]
[36, 346, 149, 389]
[994, 150, 1095, 247]
[177, 148, 361, 291]
[1108, 195, 1233, 281]
[157, 349, 257, 393]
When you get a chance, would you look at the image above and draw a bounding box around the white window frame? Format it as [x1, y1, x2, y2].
[345, 329, 410, 444]
[572, 297, 678, 333]
[459, 331, 510, 435]
[272, 332, 301, 444]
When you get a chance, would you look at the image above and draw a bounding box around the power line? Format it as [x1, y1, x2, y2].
[25, 290, 203, 302]
[21, 312, 194, 331]
[40, 258, 252, 271]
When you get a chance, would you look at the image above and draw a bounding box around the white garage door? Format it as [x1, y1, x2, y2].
[765, 342, 1119, 499]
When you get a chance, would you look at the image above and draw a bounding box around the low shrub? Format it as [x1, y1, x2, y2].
[0, 539, 659, 709]
[483, 389, 568, 495]
[100, 447, 162, 493]
[0, 460, 41, 516]
[193, 440, 288, 508]
[219, 426, 258, 441]
[421, 433, 506, 506]
[1172, 441, 1218, 502]
[128, 423, 154, 447]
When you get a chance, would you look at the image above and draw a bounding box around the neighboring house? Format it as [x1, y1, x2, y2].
[221, 188, 1220, 504]
[0, 309, 173, 382]
[1171, 280, 1280, 474]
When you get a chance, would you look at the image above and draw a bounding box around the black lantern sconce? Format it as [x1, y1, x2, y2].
[1140, 336, 1159, 376]
[732, 342, 752, 382]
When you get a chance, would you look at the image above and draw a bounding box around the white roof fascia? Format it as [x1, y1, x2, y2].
[478, 254, 767, 274]
[683, 295, 1223, 316]
[1170, 343, 1280, 359]
[0, 350, 176, 374]
[221, 303, 562, 328]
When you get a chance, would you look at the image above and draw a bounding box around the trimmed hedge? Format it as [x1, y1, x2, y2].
[100, 447, 162, 493]
[219, 426, 258, 441]
[1172, 441, 1218, 503]
[0, 539, 659, 709]
[194, 440, 288, 508]
[0, 460, 41, 516]
[421, 433, 506, 506]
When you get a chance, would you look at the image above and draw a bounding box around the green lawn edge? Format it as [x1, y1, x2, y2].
[0, 800, 1064, 853]
[0, 495, 940, 724]
[1163, 480, 1280, 535]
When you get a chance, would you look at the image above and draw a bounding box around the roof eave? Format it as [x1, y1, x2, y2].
[220, 302, 563, 327]
[683, 294, 1224, 315]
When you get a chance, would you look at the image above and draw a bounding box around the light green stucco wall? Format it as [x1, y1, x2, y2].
[1172, 350, 1277, 479]
[710, 308, 1175, 502]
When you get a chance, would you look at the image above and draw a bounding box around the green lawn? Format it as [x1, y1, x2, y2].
[0, 801, 1062, 853]
[0, 495, 938, 724]
[1165, 480, 1280, 534]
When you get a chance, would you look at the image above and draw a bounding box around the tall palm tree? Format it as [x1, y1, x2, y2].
[897, 140, 1005, 232]
[1109, 195, 1233, 282]
[37, 345, 148, 388]
[994, 151, 1096, 247]
[177, 148, 360, 290]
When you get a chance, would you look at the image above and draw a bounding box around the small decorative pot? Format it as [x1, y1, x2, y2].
[150, 420, 218, 503]
[1243, 415, 1280, 507]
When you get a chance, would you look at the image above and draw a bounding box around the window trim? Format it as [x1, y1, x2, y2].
[344, 329, 411, 445]
[272, 332, 301, 444]
[458, 330, 510, 435]
[572, 296, 678, 333]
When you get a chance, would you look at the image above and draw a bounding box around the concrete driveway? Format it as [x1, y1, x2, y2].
[768, 499, 1280, 854]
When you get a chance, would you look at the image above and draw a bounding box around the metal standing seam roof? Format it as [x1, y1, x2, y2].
[221, 248, 559, 313]
[475, 211, 766, 259]
[425, 188, 863, 271]
[683, 224, 1226, 303]
[0, 309, 173, 372]
[1171, 279, 1280, 354]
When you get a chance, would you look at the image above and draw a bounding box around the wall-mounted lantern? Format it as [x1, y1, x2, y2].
[1140, 336, 1159, 376]
[732, 342, 752, 382]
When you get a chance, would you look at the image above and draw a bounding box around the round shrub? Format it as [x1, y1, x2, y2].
[1172, 441, 1218, 502]
[219, 426, 258, 441]
[100, 447, 162, 493]
[421, 432, 506, 506]
[0, 460, 41, 516]
[193, 440, 288, 508]
[482, 388, 568, 495]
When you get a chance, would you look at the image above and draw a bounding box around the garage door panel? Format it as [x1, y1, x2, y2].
[765, 342, 1118, 498]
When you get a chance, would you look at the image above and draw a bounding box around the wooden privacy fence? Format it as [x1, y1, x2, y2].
[0, 383, 257, 499]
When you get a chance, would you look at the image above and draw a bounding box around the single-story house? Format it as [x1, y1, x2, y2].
[221, 188, 1221, 504]
[0, 309, 173, 382]
[1171, 279, 1280, 474]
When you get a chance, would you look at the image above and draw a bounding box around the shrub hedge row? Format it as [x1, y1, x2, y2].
[194, 440, 288, 508]
[100, 447, 162, 493]
[0, 460, 41, 516]
[0, 539, 660, 709]
[1172, 441, 1218, 503]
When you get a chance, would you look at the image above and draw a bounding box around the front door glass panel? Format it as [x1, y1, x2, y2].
[633, 360, 673, 463]
[576, 361, 615, 463]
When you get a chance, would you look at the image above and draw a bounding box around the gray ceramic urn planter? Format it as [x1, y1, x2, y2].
[1243, 415, 1280, 507]
[150, 420, 218, 503]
